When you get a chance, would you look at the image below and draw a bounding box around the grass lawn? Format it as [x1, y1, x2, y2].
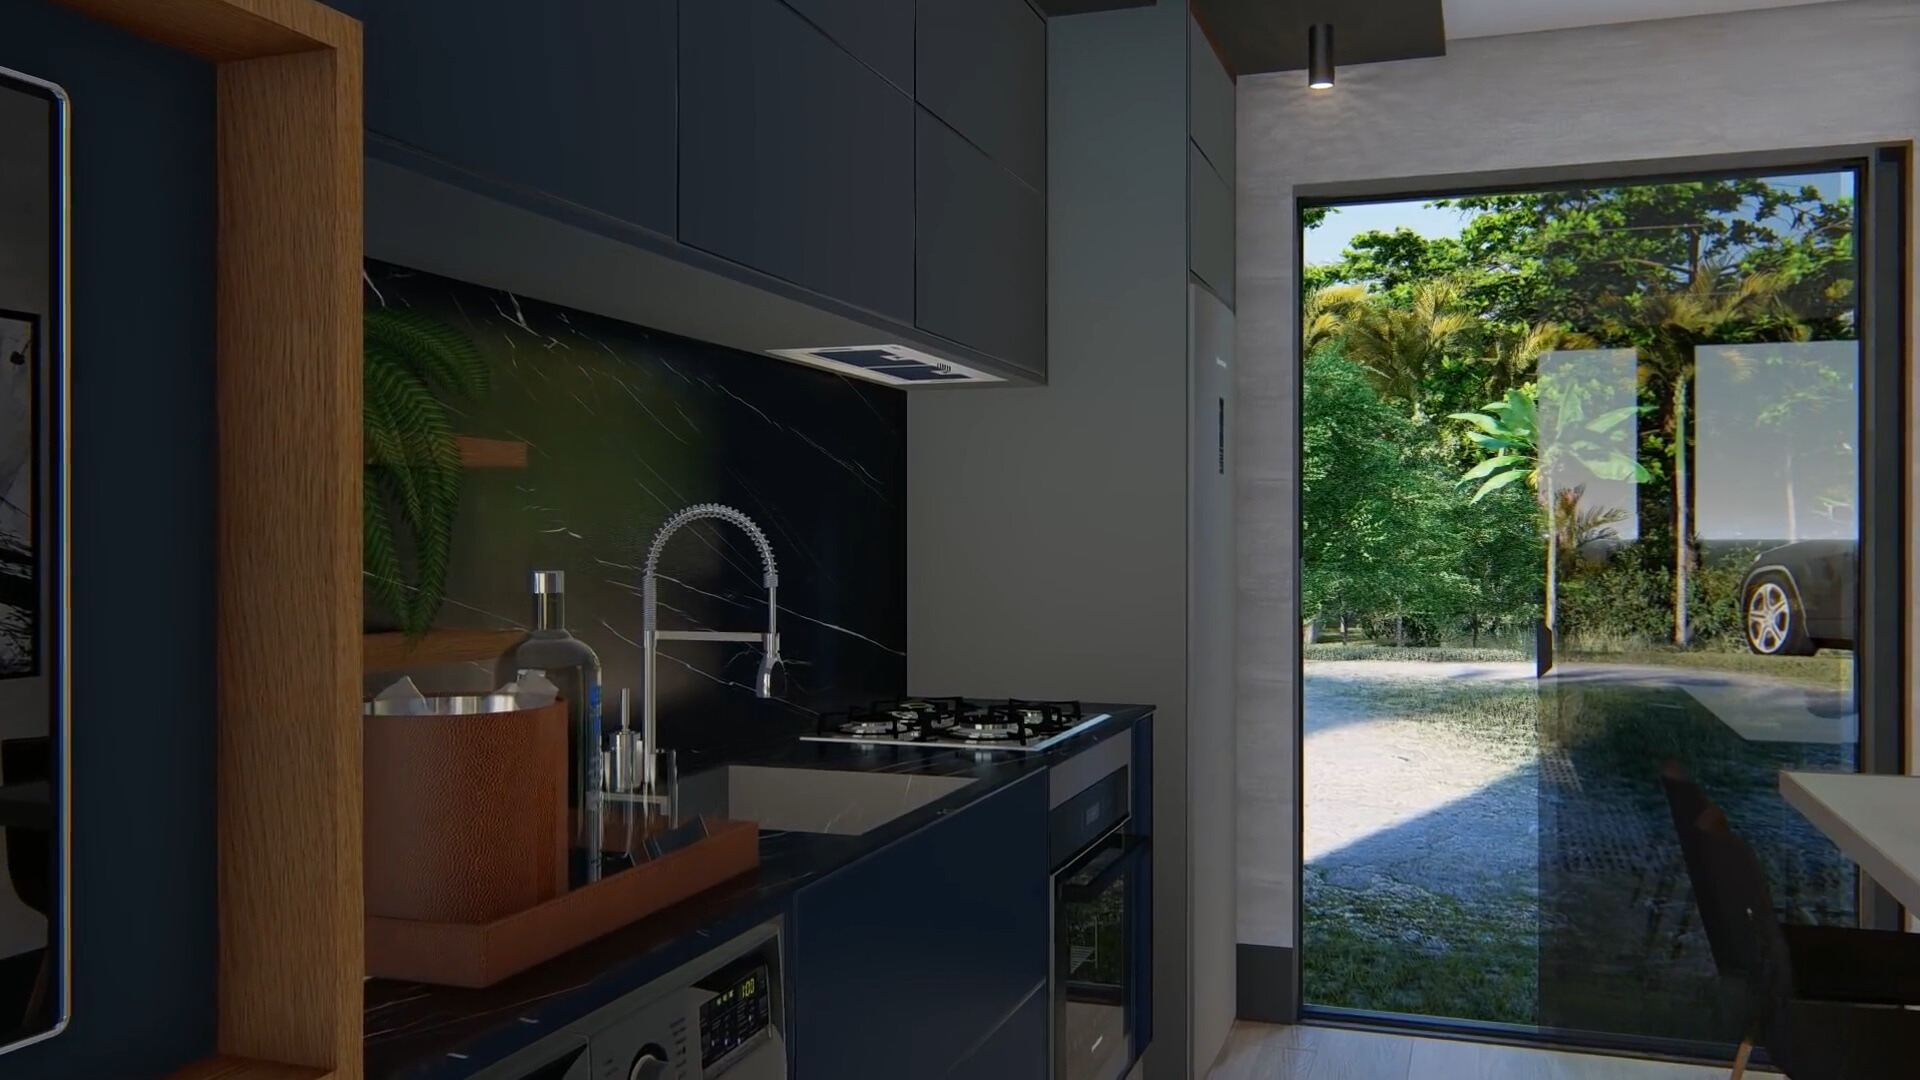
[1304, 641, 1531, 664]
[1303, 637, 1851, 692]
[1302, 867, 1543, 1025]
[1557, 646, 1851, 691]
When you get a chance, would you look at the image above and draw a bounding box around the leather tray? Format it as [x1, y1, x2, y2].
[366, 816, 760, 988]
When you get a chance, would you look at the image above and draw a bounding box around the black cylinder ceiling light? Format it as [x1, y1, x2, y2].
[1308, 23, 1335, 89]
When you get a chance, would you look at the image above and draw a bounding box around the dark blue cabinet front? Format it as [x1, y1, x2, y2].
[915, 0, 1046, 192]
[790, 771, 1049, 1079]
[363, 0, 678, 238]
[914, 109, 1047, 376]
[782, 0, 914, 92]
[679, 0, 916, 324]
[945, 983, 1048, 1080]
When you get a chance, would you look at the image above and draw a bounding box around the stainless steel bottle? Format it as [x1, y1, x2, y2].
[497, 570, 604, 850]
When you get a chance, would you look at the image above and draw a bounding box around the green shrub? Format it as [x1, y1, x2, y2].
[1556, 540, 1757, 651]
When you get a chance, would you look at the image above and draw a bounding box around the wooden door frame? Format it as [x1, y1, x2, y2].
[49, 2, 364, 1077]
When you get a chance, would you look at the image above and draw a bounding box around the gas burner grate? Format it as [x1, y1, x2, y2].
[946, 719, 1023, 741]
[986, 699, 1084, 732]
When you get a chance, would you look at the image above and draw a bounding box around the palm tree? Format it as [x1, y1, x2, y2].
[1302, 283, 1368, 356]
[1591, 266, 1795, 644]
[1341, 280, 1476, 417]
[1476, 321, 1596, 401]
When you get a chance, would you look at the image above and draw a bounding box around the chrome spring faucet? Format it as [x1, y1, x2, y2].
[639, 503, 780, 763]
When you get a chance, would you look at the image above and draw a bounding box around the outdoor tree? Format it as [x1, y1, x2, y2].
[1588, 267, 1800, 642]
[1336, 279, 1477, 419]
[1306, 176, 1852, 650]
[1449, 386, 1649, 631]
[1299, 348, 1459, 641]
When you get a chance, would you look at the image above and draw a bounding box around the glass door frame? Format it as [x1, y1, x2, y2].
[1287, 146, 1911, 1057]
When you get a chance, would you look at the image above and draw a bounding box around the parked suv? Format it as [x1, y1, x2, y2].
[1740, 540, 1856, 656]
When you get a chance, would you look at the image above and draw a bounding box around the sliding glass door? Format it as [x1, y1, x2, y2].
[1295, 159, 1901, 1054]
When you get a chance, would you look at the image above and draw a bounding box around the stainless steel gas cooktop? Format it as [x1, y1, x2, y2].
[800, 697, 1113, 753]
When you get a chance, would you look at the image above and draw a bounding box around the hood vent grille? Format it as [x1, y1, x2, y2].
[766, 344, 1005, 386]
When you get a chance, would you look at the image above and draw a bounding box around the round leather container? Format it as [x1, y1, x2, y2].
[363, 696, 568, 924]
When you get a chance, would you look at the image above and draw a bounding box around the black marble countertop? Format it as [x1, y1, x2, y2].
[363, 703, 1152, 1080]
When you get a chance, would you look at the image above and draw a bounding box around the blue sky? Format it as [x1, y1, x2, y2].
[1303, 201, 1474, 266]
[1301, 172, 1854, 268]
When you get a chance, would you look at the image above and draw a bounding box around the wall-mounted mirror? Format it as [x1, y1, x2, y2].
[0, 63, 68, 1055]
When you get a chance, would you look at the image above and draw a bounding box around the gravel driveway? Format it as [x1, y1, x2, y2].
[1304, 660, 1540, 900]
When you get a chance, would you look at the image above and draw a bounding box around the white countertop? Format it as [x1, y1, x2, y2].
[1779, 771, 1920, 914]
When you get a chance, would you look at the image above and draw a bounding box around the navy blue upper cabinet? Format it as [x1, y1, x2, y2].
[915, 0, 1047, 191]
[680, 0, 916, 324]
[791, 772, 1049, 1080]
[362, 0, 677, 238]
[915, 110, 1047, 376]
[782, 0, 914, 92]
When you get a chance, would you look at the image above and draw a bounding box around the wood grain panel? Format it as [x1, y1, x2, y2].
[51, 0, 356, 60]
[364, 628, 526, 671]
[47, 2, 367, 1078]
[215, 29, 364, 1080]
[163, 1056, 332, 1080]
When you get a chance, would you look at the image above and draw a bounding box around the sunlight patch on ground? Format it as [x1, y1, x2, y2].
[1303, 721, 1532, 864]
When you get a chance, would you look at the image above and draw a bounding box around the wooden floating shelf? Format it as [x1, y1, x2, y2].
[363, 436, 528, 469]
[456, 435, 528, 468]
[364, 627, 527, 671]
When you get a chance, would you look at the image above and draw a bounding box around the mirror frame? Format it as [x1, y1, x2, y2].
[0, 60, 70, 1057]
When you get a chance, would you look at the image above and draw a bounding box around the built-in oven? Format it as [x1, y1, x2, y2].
[1049, 732, 1149, 1080]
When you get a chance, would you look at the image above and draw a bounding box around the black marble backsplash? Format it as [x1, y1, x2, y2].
[363, 260, 904, 757]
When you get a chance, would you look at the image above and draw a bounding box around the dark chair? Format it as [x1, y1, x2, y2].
[1693, 801, 1920, 1079]
[1660, 763, 1920, 1077]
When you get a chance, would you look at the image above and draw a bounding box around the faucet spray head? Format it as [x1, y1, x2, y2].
[755, 636, 780, 699]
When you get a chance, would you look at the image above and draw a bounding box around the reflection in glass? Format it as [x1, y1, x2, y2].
[1296, 167, 1867, 1056]
[0, 63, 65, 1055]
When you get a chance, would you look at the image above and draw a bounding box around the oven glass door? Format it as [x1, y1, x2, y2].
[1055, 828, 1148, 1080]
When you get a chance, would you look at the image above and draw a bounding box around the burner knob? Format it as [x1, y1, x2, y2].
[628, 1045, 669, 1080]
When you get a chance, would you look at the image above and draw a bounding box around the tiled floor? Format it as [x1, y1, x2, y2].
[1207, 1022, 1737, 1080]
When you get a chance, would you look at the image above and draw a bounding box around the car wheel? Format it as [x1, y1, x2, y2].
[1745, 574, 1814, 656]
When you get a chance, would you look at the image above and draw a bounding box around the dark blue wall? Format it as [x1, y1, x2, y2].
[1, 2, 217, 1077]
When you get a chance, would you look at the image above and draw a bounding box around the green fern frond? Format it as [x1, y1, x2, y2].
[366, 307, 491, 401]
[364, 469, 419, 632]
[362, 305, 486, 639]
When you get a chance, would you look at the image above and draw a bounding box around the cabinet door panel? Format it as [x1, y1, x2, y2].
[1189, 143, 1234, 308]
[783, 0, 914, 91]
[792, 772, 1049, 1080]
[680, 0, 915, 322]
[916, 0, 1046, 190]
[915, 111, 1046, 375]
[1188, 19, 1235, 185]
[944, 984, 1048, 1080]
[364, 0, 677, 237]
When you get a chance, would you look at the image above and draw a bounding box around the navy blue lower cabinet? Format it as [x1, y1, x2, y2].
[945, 981, 1048, 1080]
[790, 771, 1049, 1079]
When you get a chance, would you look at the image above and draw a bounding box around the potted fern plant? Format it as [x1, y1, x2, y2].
[364, 306, 490, 638]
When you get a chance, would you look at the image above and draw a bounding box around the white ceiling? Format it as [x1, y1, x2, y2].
[1443, 0, 1856, 40]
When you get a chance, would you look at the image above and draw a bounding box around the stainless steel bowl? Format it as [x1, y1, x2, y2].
[362, 692, 530, 717]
